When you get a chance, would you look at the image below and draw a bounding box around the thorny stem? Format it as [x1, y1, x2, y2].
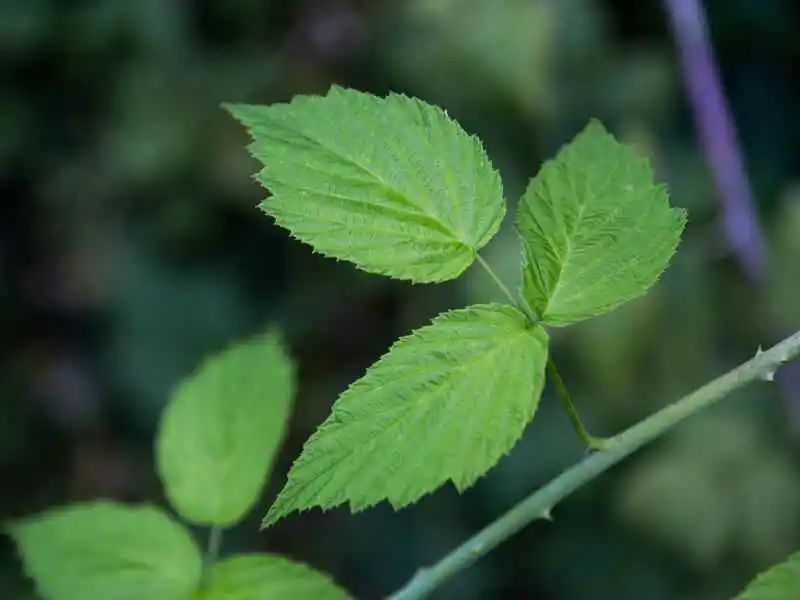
[386, 330, 800, 600]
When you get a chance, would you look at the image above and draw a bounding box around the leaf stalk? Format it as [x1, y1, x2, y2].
[201, 525, 223, 588]
[476, 254, 604, 449]
[474, 254, 538, 323]
[546, 357, 610, 451]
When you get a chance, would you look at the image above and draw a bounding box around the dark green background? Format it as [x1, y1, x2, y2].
[2, 0, 800, 598]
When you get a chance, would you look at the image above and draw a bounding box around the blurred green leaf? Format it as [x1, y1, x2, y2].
[734, 551, 800, 600]
[614, 453, 730, 570]
[202, 554, 353, 600]
[766, 190, 800, 328]
[735, 452, 800, 567]
[157, 331, 296, 526]
[614, 411, 800, 573]
[107, 243, 257, 424]
[567, 290, 660, 402]
[388, 0, 555, 117]
[8, 502, 201, 600]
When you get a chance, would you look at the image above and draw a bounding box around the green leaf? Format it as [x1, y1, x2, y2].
[264, 303, 548, 526]
[7, 502, 201, 600]
[157, 331, 296, 526]
[225, 86, 505, 283]
[516, 119, 686, 325]
[734, 551, 800, 599]
[202, 554, 353, 600]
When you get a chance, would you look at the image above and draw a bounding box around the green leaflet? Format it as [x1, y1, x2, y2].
[225, 86, 505, 283]
[516, 120, 686, 325]
[734, 551, 800, 600]
[264, 304, 549, 526]
[156, 331, 295, 526]
[201, 554, 353, 600]
[7, 502, 201, 600]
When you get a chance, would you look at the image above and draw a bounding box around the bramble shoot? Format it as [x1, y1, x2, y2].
[6, 87, 800, 600]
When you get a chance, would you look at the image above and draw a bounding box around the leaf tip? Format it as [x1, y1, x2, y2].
[584, 117, 607, 131]
[223, 103, 261, 131]
[222, 102, 244, 119]
[261, 505, 289, 530]
[2, 518, 22, 542]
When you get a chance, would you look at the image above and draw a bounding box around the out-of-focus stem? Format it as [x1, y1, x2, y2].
[663, 0, 767, 283]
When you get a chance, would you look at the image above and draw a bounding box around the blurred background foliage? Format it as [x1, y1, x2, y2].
[2, 0, 800, 598]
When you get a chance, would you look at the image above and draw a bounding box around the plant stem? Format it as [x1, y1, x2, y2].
[546, 357, 609, 450]
[475, 254, 539, 323]
[201, 526, 224, 588]
[386, 330, 800, 600]
[475, 254, 518, 307]
[476, 253, 600, 449]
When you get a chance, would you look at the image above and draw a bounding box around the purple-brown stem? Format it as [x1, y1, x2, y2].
[663, 0, 800, 427]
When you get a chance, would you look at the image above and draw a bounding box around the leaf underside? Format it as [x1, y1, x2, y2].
[516, 119, 686, 325]
[156, 331, 296, 527]
[7, 502, 201, 600]
[225, 86, 506, 283]
[264, 303, 549, 526]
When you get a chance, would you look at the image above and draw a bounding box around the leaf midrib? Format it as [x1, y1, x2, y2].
[313, 316, 537, 488]
[539, 151, 627, 318]
[270, 114, 467, 246]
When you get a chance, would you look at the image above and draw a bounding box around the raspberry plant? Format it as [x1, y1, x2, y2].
[6, 87, 800, 600]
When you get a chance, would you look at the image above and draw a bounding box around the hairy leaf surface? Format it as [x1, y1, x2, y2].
[734, 551, 800, 600]
[516, 120, 686, 325]
[157, 331, 295, 526]
[225, 86, 505, 283]
[202, 554, 353, 600]
[264, 304, 548, 526]
[8, 502, 201, 600]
